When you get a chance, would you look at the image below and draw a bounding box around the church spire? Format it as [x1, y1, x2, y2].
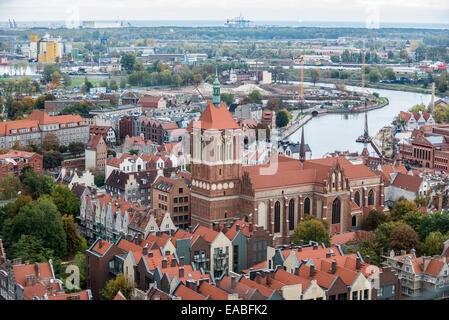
[300, 126, 306, 163]
[213, 68, 221, 108]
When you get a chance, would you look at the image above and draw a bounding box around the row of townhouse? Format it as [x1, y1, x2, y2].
[78, 193, 176, 243]
[382, 244, 449, 299]
[105, 153, 173, 180]
[0, 257, 91, 300]
[85, 219, 271, 299]
[266, 242, 401, 300]
[0, 110, 89, 149]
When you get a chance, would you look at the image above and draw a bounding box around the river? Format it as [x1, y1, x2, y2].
[288, 82, 442, 158]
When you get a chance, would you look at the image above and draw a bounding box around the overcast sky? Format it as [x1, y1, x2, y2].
[1, 0, 448, 24]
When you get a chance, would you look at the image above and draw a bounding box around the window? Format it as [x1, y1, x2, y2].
[364, 289, 369, 300]
[368, 190, 375, 205]
[304, 197, 310, 215]
[184, 196, 188, 202]
[288, 199, 295, 230]
[332, 198, 341, 224]
[179, 188, 183, 193]
[174, 198, 178, 203]
[354, 191, 361, 206]
[274, 201, 281, 233]
[184, 206, 188, 211]
[352, 291, 358, 300]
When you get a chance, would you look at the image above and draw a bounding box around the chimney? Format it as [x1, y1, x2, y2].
[179, 256, 184, 266]
[294, 267, 300, 276]
[297, 246, 302, 252]
[46, 284, 53, 296]
[162, 258, 167, 269]
[356, 257, 361, 270]
[35, 262, 40, 277]
[300, 240, 304, 246]
[179, 267, 184, 278]
[331, 260, 336, 274]
[142, 244, 148, 255]
[98, 239, 103, 249]
[24, 260, 30, 265]
[365, 255, 371, 264]
[401, 250, 406, 256]
[249, 223, 254, 233]
[235, 224, 240, 231]
[231, 276, 236, 289]
[171, 257, 177, 268]
[313, 244, 318, 250]
[309, 265, 315, 278]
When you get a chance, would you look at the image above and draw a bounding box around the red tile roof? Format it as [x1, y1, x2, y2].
[187, 102, 240, 131]
[391, 173, 423, 193]
[173, 284, 207, 300]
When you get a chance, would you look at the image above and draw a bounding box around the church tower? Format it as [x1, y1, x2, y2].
[188, 73, 243, 228]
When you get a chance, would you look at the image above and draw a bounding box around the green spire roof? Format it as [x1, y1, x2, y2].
[213, 68, 221, 107]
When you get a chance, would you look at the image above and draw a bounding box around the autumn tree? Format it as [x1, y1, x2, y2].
[423, 231, 449, 256]
[42, 133, 60, 151]
[361, 209, 388, 231]
[101, 274, 134, 300]
[388, 225, 421, 254]
[62, 214, 84, 258]
[310, 69, 320, 86]
[390, 197, 418, 221]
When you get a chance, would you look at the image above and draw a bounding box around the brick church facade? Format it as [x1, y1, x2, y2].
[188, 75, 385, 246]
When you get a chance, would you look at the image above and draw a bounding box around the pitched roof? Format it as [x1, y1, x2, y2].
[193, 225, 219, 243]
[113, 290, 127, 300]
[86, 135, 103, 150]
[172, 284, 207, 300]
[391, 173, 423, 193]
[187, 102, 240, 131]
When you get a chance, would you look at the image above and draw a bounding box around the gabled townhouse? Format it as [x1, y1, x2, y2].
[85, 135, 107, 172]
[89, 125, 116, 145]
[120, 135, 157, 155]
[192, 225, 233, 278]
[220, 219, 272, 273]
[382, 248, 449, 299]
[398, 111, 435, 131]
[105, 170, 156, 206]
[56, 167, 95, 189]
[0, 258, 92, 300]
[215, 275, 270, 300]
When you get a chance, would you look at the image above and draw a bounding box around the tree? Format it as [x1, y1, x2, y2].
[109, 79, 118, 91]
[42, 133, 60, 151]
[120, 78, 126, 89]
[361, 209, 387, 231]
[94, 171, 105, 188]
[368, 69, 382, 83]
[220, 93, 234, 106]
[391, 197, 418, 221]
[409, 104, 427, 113]
[21, 170, 56, 199]
[193, 73, 203, 85]
[68, 142, 85, 156]
[0, 174, 21, 200]
[373, 221, 409, 254]
[51, 185, 80, 216]
[121, 53, 136, 73]
[423, 231, 449, 256]
[266, 98, 281, 112]
[293, 216, 331, 247]
[388, 225, 421, 254]
[62, 214, 83, 258]
[43, 64, 61, 83]
[129, 149, 139, 156]
[51, 71, 61, 87]
[276, 109, 289, 128]
[101, 274, 134, 300]
[62, 73, 72, 89]
[310, 69, 320, 86]
[248, 90, 263, 105]
[11, 234, 54, 264]
[7, 196, 67, 257]
[43, 151, 63, 169]
[417, 211, 449, 241]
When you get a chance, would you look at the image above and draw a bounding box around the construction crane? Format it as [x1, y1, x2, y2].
[299, 55, 304, 103]
[98, 37, 111, 66]
[361, 49, 366, 99]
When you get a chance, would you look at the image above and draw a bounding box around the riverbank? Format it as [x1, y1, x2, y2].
[326, 97, 390, 114]
[281, 114, 313, 139]
[288, 76, 448, 97]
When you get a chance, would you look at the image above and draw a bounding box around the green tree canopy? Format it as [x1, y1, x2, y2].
[390, 197, 418, 221]
[51, 185, 81, 216]
[293, 216, 331, 247]
[276, 109, 289, 128]
[101, 274, 134, 300]
[21, 170, 56, 199]
[0, 174, 22, 200]
[248, 90, 263, 105]
[423, 231, 449, 256]
[12, 234, 54, 263]
[7, 196, 67, 257]
[220, 93, 234, 106]
[361, 209, 387, 231]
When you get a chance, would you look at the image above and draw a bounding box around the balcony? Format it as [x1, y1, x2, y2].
[194, 256, 209, 263]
